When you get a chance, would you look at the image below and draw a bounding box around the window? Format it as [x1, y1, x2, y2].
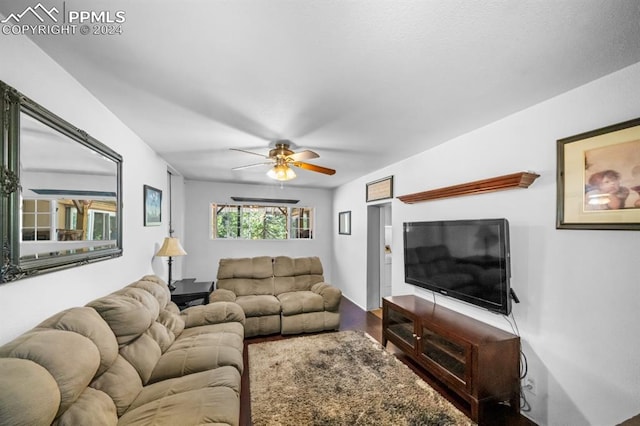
[291, 207, 313, 238]
[22, 199, 52, 241]
[211, 204, 314, 240]
[88, 210, 117, 240]
[22, 198, 118, 242]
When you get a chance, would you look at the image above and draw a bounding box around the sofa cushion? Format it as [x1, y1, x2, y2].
[209, 287, 237, 302]
[273, 256, 324, 294]
[243, 315, 281, 338]
[0, 329, 100, 418]
[273, 256, 323, 276]
[127, 278, 171, 309]
[87, 293, 157, 347]
[35, 307, 118, 376]
[218, 256, 273, 279]
[90, 355, 143, 417]
[128, 366, 240, 412]
[171, 326, 243, 358]
[149, 331, 243, 383]
[281, 311, 340, 335]
[113, 287, 161, 321]
[274, 275, 324, 294]
[180, 301, 246, 328]
[0, 358, 60, 425]
[179, 321, 245, 341]
[119, 333, 162, 384]
[53, 387, 118, 426]
[118, 387, 240, 426]
[145, 322, 175, 353]
[235, 294, 281, 317]
[311, 282, 342, 312]
[278, 291, 324, 315]
[217, 256, 275, 296]
[157, 308, 185, 339]
[218, 277, 276, 296]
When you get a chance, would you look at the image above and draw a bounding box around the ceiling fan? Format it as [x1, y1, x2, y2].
[231, 140, 336, 181]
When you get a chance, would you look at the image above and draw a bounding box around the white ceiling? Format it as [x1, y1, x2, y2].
[4, 0, 640, 188]
[20, 113, 117, 176]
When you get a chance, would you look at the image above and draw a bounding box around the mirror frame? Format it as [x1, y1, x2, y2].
[1, 80, 123, 283]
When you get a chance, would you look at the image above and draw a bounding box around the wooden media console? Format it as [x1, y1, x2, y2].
[382, 295, 520, 424]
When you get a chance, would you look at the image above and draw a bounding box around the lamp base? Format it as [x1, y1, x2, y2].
[167, 256, 175, 291]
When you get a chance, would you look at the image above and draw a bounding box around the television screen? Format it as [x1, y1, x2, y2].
[403, 218, 512, 315]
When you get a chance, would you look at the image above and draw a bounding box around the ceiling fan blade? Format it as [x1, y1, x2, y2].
[287, 150, 319, 162]
[232, 162, 272, 171]
[292, 161, 336, 175]
[230, 148, 269, 158]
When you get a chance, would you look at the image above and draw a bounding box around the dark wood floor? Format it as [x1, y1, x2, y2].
[239, 297, 537, 426]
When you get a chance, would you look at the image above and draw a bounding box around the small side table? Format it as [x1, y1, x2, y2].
[170, 278, 214, 309]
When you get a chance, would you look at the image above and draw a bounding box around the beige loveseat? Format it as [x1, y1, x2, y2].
[0, 275, 245, 426]
[210, 256, 341, 337]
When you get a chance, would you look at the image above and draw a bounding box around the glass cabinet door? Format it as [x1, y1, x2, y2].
[420, 326, 469, 387]
[386, 308, 416, 349]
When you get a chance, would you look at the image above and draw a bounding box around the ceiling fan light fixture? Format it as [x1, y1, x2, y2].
[267, 164, 296, 181]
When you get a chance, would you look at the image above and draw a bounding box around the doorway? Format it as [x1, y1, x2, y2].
[366, 203, 392, 313]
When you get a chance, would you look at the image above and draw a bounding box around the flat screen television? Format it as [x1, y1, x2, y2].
[403, 218, 514, 315]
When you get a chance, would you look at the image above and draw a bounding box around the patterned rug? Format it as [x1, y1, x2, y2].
[249, 330, 475, 425]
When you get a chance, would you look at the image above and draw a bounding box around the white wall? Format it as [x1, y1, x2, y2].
[183, 180, 333, 283]
[332, 62, 640, 426]
[0, 34, 176, 343]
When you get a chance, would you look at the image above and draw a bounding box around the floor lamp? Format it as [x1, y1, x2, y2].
[155, 237, 187, 291]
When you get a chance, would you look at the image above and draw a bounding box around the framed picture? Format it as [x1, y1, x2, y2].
[338, 211, 351, 235]
[557, 117, 640, 230]
[366, 176, 393, 202]
[144, 185, 162, 226]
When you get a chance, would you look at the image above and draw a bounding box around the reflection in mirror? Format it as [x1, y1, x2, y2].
[1, 80, 122, 283]
[19, 113, 118, 261]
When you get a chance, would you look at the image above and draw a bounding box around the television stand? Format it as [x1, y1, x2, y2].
[382, 295, 520, 424]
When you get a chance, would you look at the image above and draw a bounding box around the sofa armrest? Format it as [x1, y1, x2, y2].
[311, 282, 342, 311]
[209, 288, 237, 303]
[180, 301, 245, 328]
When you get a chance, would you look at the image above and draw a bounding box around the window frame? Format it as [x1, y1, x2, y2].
[210, 203, 314, 240]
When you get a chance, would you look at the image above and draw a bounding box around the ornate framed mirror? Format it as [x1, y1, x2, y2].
[1, 81, 123, 283]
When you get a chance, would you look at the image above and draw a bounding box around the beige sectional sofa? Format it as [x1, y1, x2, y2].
[210, 256, 341, 337]
[0, 275, 245, 426]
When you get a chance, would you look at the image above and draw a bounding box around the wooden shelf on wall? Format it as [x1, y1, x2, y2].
[397, 171, 540, 204]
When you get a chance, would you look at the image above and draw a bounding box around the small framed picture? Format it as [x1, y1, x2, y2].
[338, 211, 351, 235]
[144, 185, 162, 226]
[557, 117, 640, 230]
[366, 176, 393, 202]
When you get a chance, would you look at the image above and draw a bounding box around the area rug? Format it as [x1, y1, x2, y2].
[249, 330, 475, 425]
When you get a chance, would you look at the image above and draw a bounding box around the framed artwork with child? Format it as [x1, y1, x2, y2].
[557, 117, 640, 230]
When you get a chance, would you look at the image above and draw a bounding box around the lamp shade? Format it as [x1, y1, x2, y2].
[267, 164, 296, 181]
[155, 237, 187, 257]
